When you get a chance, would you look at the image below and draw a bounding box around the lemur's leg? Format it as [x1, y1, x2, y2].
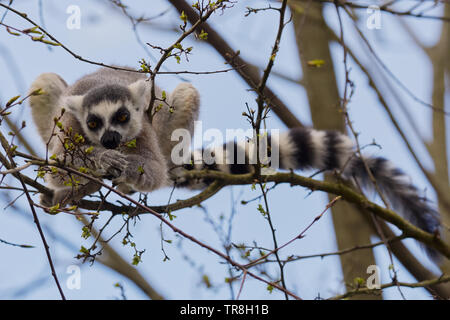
[152, 83, 200, 164]
[111, 123, 169, 193]
[112, 153, 168, 193]
[41, 147, 129, 206]
[28, 73, 67, 150]
[41, 177, 102, 207]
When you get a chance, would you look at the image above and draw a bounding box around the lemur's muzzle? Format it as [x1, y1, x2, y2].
[101, 130, 121, 149]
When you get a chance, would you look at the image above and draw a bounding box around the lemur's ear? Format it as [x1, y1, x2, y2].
[128, 79, 149, 111]
[64, 95, 84, 115]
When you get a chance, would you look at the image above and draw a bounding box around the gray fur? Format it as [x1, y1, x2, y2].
[28, 67, 199, 206]
[82, 84, 132, 109]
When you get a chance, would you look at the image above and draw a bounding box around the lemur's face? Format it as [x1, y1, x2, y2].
[80, 99, 144, 149]
[64, 80, 148, 149]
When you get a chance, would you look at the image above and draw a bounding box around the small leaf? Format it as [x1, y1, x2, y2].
[139, 59, 151, 73]
[31, 35, 45, 42]
[85, 146, 94, 154]
[354, 277, 365, 286]
[167, 211, 177, 221]
[257, 204, 266, 216]
[6, 27, 20, 36]
[6, 95, 20, 107]
[30, 88, 44, 96]
[80, 245, 89, 254]
[48, 203, 60, 214]
[202, 275, 212, 288]
[74, 133, 85, 144]
[132, 254, 141, 266]
[81, 226, 91, 239]
[125, 139, 137, 148]
[180, 11, 187, 23]
[78, 167, 88, 173]
[23, 26, 41, 34]
[41, 39, 61, 46]
[307, 59, 325, 68]
[199, 29, 208, 40]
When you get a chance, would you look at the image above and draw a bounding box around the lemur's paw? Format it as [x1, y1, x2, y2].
[110, 155, 150, 191]
[98, 150, 129, 178]
[40, 193, 54, 207]
[115, 182, 136, 195]
[52, 189, 72, 207]
[40, 189, 71, 209]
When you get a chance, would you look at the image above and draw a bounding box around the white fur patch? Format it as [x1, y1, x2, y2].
[278, 131, 297, 170]
[384, 160, 413, 187]
[309, 129, 327, 169]
[90, 100, 121, 117]
[335, 135, 354, 169]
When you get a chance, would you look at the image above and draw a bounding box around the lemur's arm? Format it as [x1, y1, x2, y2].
[28, 73, 68, 152]
[151, 83, 200, 165]
[42, 137, 130, 206]
[112, 122, 168, 193]
[28, 73, 100, 206]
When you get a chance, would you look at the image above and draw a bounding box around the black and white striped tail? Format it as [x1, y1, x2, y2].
[172, 127, 441, 257]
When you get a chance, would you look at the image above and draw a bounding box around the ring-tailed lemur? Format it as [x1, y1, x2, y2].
[28, 67, 440, 256]
[29, 67, 198, 206]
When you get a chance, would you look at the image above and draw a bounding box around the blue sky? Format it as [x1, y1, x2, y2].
[0, 0, 447, 299]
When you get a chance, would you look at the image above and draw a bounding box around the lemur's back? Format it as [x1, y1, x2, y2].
[66, 68, 146, 96]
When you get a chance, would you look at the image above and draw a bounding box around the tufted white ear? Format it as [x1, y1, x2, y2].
[128, 79, 149, 111]
[64, 95, 84, 115]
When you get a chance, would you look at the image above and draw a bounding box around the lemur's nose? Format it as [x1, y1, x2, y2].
[101, 130, 121, 149]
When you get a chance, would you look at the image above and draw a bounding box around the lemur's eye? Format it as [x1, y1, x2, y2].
[86, 115, 102, 131]
[88, 121, 98, 129]
[117, 113, 128, 122]
[112, 107, 130, 125]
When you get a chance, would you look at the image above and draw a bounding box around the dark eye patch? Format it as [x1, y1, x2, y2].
[86, 114, 103, 131]
[111, 106, 130, 125]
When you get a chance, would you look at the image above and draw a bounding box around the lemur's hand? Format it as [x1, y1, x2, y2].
[97, 149, 129, 179]
[112, 155, 147, 185]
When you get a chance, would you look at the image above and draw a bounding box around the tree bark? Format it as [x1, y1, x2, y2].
[291, 0, 381, 299]
[426, 3, 450, 278]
